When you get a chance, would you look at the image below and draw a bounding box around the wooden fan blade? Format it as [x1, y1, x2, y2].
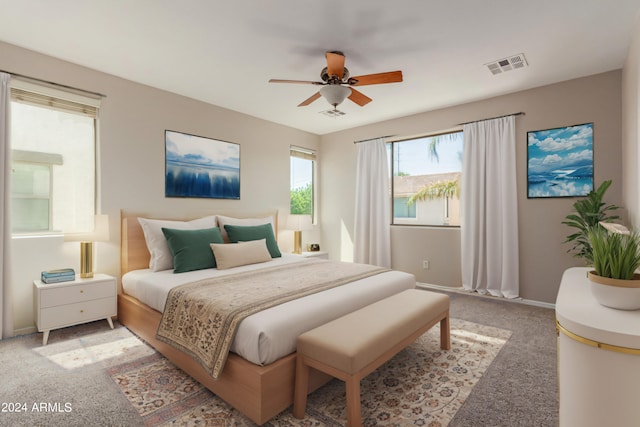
[348, 88, 372, 106]
[326, 51, 345, 79]
[349, 71, 403, 86]
[269, 79, 322, 85]
[298, 92, 321, 107]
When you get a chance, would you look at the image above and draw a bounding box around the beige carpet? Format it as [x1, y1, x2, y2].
[108, 318, 510, 426]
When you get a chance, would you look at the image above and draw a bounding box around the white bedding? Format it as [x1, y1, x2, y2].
[122, 254, 416, 365]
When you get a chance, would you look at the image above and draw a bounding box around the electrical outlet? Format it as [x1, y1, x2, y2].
[422, 260, 430, 270]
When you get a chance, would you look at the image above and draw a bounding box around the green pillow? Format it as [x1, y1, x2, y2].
[223, 223, 282, 258]
[162, 227, 224, 273]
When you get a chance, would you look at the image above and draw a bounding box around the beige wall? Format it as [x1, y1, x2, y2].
[623, 16, 640, 227]
[320, 71, 623, 304]
[1, 41, 320, 333]
[1, 35, 630, 334]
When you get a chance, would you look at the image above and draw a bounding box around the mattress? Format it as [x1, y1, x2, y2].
[122, 254, 416, 365]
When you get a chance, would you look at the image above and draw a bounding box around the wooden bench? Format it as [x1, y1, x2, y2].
[293, 288, 451, 427]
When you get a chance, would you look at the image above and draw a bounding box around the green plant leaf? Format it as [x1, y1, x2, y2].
[562, 180, 620, 265]
[589, 226, 640, 279]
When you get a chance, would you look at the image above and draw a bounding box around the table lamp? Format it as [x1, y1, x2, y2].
[64, 214, 110, 278]
[285, 214, 313, 254]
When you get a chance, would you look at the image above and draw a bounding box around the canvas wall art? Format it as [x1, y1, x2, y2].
[527, 123, 593, 198]
[165, 130, 240, 199]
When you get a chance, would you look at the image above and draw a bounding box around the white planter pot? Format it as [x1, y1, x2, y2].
[588, 271, 640, 310]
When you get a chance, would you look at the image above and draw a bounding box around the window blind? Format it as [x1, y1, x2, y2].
[290, 146, 316, 161]
[10, 79, 100, 118]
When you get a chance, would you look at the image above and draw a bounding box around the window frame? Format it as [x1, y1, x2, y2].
[9, 79, 100, 236]
[388, 130, 463, 228]
[289, 145, 317, 223]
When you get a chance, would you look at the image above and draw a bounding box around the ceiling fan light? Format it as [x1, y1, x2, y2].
[319, 85, 351, 107]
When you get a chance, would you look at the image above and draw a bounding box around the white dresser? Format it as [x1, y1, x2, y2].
[556, 267, 640, 426]
[33, 273, 117, 345]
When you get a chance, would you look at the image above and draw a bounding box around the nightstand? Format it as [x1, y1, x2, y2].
[301, 251, 329, 260]
[33, 273, 117, 345]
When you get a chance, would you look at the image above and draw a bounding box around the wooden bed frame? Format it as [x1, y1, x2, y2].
[117, 211, 331, 425]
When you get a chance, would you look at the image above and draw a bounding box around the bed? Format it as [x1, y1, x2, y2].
[117, 210, 416, 425]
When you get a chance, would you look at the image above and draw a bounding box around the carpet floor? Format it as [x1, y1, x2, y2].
[108, 318, 509, 426]
[0, 290, 558, 427]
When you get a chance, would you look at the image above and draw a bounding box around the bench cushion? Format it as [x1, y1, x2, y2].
[297, 289, 449, 374]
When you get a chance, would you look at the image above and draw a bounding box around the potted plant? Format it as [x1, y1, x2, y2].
[563, 180, 620, 265]
[587, 224, 640, 310]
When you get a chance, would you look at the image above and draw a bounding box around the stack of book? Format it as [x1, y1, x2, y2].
[41, 268, 75, 284]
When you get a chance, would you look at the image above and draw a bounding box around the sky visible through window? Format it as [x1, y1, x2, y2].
[388, 133, 464, 176]
[291, 156, 312, 189]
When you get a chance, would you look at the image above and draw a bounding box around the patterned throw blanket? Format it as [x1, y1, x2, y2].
[156, 259, 388, 378]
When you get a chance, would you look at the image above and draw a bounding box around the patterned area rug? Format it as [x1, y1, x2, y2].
[108, 318, 510, 426]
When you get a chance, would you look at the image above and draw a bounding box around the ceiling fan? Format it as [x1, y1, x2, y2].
[269, 51, 403, 109]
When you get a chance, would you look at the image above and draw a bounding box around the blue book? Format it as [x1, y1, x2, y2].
[41, 268, 75, 278]
[42, 275, 75, 284]
[41, 268, 75, 283]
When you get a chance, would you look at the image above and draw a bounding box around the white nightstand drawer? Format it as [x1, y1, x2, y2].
[34, 274, 118, 345]
[40, 296, 116, 330]
[40, 280, 116, 308]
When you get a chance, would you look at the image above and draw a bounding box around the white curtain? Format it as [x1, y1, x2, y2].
[0, 72, 13, 338]
[461, 116, 519, 298]
[354, 138, 391, 267]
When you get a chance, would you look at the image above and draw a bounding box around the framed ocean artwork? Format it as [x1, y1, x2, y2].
[527, 123, 593, 198]
[165, 130, 240, 199]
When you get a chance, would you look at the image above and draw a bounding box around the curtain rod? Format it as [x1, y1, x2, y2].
[0, 69, 107, 98]
[353, 135, 396, 144]
[457, 112, 524, 126]
[353, 112, 524, 143]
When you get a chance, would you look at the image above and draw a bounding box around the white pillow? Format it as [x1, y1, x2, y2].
[216, 215, 276, 243]
[138, 216, 217, 271]
[210, 239, 272, 270]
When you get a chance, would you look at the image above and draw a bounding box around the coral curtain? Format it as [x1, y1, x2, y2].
[461, 116, 519, 298]
[0, 72, 13, 338]
[354, 138, 391, 268]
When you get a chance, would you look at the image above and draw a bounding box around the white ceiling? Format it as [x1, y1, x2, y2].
[1, 1, 639, 135]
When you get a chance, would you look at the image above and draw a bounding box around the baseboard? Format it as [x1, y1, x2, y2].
[416, 282, 555, 310]
[13, 326, 37, 337]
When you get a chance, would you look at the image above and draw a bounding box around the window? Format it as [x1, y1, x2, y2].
[10, 80, 100, 234]
[290, 146, 316, 219]
[393, 197, 417, 219]
[11, 150, 62, 232]
[388, 131, 463, 226]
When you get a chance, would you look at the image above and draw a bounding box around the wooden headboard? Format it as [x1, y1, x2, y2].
[121, 211, 151, 276]
[120, 210, 279, 278]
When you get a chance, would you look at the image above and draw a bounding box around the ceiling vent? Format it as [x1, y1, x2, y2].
[485, 53, 528, 75]
[320, 109, 346, 117]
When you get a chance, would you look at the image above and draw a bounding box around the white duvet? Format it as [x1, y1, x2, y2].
[122, 254, 416, 366]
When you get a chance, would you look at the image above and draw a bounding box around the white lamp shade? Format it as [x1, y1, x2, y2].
[64, 214, 110, 242]
[63, 214, 109, 278]
[285, 214, 313, 231]
[319, 85, 351, 107]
